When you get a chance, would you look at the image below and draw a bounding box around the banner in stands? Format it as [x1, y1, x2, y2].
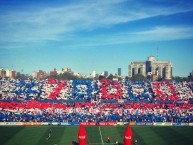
[99, 122, 117, 126]
[0, 122, 23, 126]
[80, 122, 96, 126]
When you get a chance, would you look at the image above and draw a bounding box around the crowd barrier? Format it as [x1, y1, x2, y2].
[0, 122, 192, 126]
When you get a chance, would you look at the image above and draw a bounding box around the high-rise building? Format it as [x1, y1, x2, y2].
[0, 69, 6, 78]
[50, 68, 57, 77]
[33, 70, 47, 79]
[128, 56, 172, 80]
[92, 70, 96, 78]
[6, 70, 10, 78]
[118, 68, 121, 76]
[192, 70, 193, 77]
[0, 68, 16, 79]
[104, 71, 108, 77]
[10, 70, 16, 79]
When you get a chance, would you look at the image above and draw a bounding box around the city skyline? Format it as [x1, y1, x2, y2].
[0, 0, 193, 77]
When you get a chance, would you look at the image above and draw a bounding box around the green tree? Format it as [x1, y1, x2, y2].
[48, 72, 92, 80]
[99, 75, 106, 80]
[131, 74, 147, 81]
[125, 76, 130, 81]
[16, 72, 30, 79]
[172, 76, 193, 82]
[107, 74, 114, 80]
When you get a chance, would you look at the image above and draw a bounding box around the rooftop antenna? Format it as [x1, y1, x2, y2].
[157, 47, 159, 60]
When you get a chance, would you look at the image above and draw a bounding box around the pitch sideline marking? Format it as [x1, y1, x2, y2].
[98, 126, 104, 145]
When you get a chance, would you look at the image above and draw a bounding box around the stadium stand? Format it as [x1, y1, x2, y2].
[0, 78, 193, 123]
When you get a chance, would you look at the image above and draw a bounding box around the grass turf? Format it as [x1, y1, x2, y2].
[0, 126, 193, 145]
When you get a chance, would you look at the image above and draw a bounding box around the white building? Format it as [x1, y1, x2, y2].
[92, 70, 96, 78]
[129, 56, 172, 80]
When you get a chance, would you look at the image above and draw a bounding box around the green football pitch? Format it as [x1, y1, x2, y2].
[0, 126, 193, 145]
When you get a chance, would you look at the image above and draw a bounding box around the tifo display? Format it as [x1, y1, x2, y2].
[0, 78, 193, 123]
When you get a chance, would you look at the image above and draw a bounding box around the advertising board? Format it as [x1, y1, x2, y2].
[180, 123, 189, 126]
[136, 122, 146, 125]
[153, 122, 172, 126]
[23, 122, 42, 126]
[60, 122, 69, 125]
[80, 122, 96, 126]
[99, 122, 117, 126]
[42, 122, 49, 125]
[189, 123, 193, 126]
[0, 122, 23, 125]
[146, 122, 153, 126]
[129, 121, 136, 125]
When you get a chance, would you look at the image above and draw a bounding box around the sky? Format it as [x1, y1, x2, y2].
[0, 0, 193, 77]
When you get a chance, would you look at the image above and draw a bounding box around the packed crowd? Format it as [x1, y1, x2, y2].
[152, 81, 193, 102]
[0, 78, 193, 123]
[0, 78, 156, 101]
[0, 101, 193, 123]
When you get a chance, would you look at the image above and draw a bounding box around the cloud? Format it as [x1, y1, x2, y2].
[110, 26, 193, 44]
[58, 26, 193, 48]
[126, 26, 193, 42]
[0, 0, 193, 47]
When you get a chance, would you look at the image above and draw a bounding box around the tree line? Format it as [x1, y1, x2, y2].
[16, 72, 193, 82]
